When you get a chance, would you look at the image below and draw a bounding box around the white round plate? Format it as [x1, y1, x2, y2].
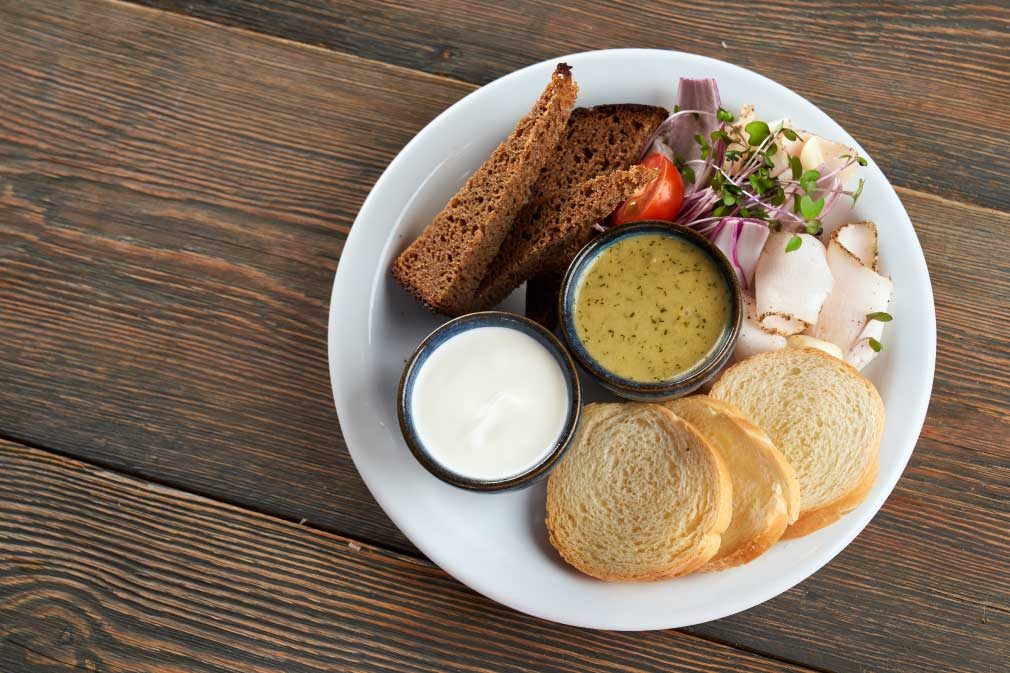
[328, 49, 936, 630]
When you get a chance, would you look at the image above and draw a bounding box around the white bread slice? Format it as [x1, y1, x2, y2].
[665, 396, 800, 570]
[711, 348, 884, 538]
[546, 403, 732, 581]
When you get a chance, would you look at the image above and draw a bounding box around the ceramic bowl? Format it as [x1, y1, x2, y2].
[397, 311, 581, 491]
[559, 221, 743, 401]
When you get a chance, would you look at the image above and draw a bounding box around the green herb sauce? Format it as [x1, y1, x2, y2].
[574, 233, 731, 382]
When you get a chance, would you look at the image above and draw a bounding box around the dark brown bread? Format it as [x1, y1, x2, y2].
[483, 104, 667, 312]
[391, 64, 578, 315]
[531, 104, 668, 198]
[470, 165, 658, 310]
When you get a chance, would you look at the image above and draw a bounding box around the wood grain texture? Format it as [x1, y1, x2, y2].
[134, 0, 1010, 212]
[0, 441, 829, 673]
[0, 0, 476, 550]
[0, 2, 1008, 672]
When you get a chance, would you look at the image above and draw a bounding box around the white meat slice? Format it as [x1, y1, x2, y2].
[833, 221, 879, 271]
[732, 293, 787, 363]
[755, 232, 834, 336]
[810, 226, 893, 360]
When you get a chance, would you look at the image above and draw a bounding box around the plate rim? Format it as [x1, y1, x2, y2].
[328, 48, 937, 630]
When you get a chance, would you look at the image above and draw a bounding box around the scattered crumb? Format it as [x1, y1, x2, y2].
[348, 541, 362, 551]
[298, 518, 307, 525]
[721, 40, 728, 49]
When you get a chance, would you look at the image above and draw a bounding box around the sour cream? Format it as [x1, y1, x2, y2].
[410, 326, 569, 480]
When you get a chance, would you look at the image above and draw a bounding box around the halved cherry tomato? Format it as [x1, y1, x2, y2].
[610, 153, 685, 225]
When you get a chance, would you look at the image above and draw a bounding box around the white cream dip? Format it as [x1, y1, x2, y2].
[410, 326, 569, 480]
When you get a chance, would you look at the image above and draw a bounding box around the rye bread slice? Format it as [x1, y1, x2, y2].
[514, 104, 667, 271]
[470, 165, 657, 310]
[391, 64, 578, 315]
[532, 104, 668, 198]
[520, 105, 667, 325]
[486, 104, 667, 314]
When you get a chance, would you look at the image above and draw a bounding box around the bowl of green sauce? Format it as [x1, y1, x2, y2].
[559, 221, 742, 401]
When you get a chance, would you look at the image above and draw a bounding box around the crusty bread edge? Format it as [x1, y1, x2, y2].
[703, 396, 802, 525]
[682, 397, 801, 572]
[712, 348, 885, 540]
[545, 404, 733, 582]
[782, 348, 883, 538]
[649, 407, 733, 580]
[391, 63, 577, 315]
[782, 458, 878, 539]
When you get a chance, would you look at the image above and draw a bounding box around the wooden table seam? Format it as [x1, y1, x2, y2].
[107, 0, 478, 91]
[111, 0, 1003, 216]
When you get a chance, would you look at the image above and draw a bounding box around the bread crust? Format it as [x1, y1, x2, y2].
[702, 396, 802, 525]
[667, 396, 801, 572]
[470, 165, 657, 310]
[782, 458, 878, 539]
[392, 64, 578, 314]
[471, 104, 667, 311]
[711, 348, 884, 539]
[545, 403, 731, 582]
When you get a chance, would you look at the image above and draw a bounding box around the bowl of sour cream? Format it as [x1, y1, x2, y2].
[398, 311, 581, 491]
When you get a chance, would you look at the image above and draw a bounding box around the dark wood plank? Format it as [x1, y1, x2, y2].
[134, 0, 1010, 212]
[1, 2, 1008, 671]
[0, 0, 477, 551]
[900, 191, 1010, 456]
[0, 441, 829, 673]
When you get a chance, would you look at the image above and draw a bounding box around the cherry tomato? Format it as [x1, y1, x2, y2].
[610, 153, 685, 225]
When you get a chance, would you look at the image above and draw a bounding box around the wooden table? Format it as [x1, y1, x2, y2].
[1, 1, 1007, 671]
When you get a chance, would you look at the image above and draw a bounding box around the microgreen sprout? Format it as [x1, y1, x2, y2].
[799, 169, 820, 193]
[790, 156, 802, 179]
[674, 156, 696, 185]
[667, 104, 867, 240]
[694, 133, 710, 159]
[852, 178, 865, 204]
[799, 195, 824, 220]
[841, 153, 868, 167]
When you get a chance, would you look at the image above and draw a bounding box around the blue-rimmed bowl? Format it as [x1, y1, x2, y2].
[397, 311, 582, 491]
[559, 221, 743, 401]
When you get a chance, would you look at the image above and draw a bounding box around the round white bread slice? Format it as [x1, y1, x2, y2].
[710, 348, 884, 538]
[546, 403, 732, 581]
[665, 396, 800, 571]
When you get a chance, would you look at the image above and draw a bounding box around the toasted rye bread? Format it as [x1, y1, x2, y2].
[665, 396, 800, 570]
[711, 348, 884, 538]
[546, 403, 732, 581]
[531, 104, 668, 199]
[493, 104, 667, 314]
[391, 64, 578, 315]
[470, 165, 657, 310]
